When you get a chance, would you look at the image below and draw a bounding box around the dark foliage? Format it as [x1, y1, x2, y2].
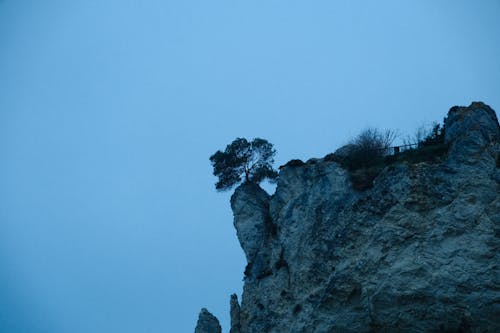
[321, 129, 396, 191]
[403, 120, 446, 149]
[392, 144, 449, 164]
[209, 137, 278, 191]
[344, 128, 397, 170]
[329, 125, 449, 191]
[419, 123, 445, 147]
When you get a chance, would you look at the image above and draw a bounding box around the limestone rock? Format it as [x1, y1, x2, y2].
[230, 294, 242, 333]
[445, 101, 499, 167]
[230, 182, 271, 264]
[205, 102, 500, 332]
[194, 308, 221, 333]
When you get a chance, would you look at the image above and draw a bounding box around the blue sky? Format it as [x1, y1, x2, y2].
[1, 1, 499, 332]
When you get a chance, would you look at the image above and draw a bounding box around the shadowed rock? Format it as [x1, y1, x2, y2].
[194, 308, 221, 333]
[230, 294, 241, 333]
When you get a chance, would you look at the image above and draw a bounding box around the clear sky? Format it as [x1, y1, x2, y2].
[1, 1, 499, 332]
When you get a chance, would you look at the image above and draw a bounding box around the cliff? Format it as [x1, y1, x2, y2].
[196, 102, 500, 333]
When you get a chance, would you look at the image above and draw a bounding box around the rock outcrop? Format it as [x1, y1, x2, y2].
[195, 308, 222, 333]
[197, 102, 500, 332]
[230, 294, 242, 333]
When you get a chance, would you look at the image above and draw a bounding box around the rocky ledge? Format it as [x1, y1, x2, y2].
[196, 102, 500, 333]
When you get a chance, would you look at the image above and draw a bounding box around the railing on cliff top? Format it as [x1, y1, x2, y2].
[384, 143, 418, 155]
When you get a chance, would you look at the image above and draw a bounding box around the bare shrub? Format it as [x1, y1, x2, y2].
[345, 128, 397, 169]
[402, 124, 428, 150]
[402, 122, 445, 150]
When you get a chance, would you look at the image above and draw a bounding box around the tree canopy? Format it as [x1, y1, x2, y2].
[209, 137, 278, 191]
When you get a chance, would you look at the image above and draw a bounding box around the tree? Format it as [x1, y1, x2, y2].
[209, 137, 278, 191]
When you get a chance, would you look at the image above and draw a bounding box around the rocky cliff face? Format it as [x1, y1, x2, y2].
[196, 102, 500, 333]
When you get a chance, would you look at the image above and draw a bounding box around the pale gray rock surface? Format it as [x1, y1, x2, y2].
[230, 182, 272, 265]
[197, 102, 500, 333]
[195, 308, 222, 333]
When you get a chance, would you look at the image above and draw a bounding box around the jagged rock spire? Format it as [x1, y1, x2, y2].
[194, 308, 221, 333]
[229, 294, 241, 333]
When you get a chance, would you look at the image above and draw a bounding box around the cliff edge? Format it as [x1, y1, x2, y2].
[197, 102, 500, 333]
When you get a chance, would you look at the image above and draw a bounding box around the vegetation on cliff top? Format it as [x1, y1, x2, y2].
[209, 138, 278, 191]
[209, 108, 458, 192]
[327, 120, 448, 190]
